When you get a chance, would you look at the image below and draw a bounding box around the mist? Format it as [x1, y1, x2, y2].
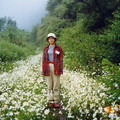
[0, 0, 48, 31]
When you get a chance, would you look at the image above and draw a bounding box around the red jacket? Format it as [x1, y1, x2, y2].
[42, 44, 63, 76]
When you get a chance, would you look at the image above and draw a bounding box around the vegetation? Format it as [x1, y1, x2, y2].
[0, 54, 119, 120]
[0, 0, 120, 119]
[0, 17, 36, 72]
[35, 0, 120, 109]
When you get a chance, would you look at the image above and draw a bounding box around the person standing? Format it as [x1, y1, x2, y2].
[42, 33, 63, 108]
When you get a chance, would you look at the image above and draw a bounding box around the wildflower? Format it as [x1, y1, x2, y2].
[93, 118, 97, 120]
[14, 112, 19, 115]
[59, 111, 62, 114]
[15, 118, 18, 120]
[68, 112, 74, 118]
[8, 112, 13, 116]
[3, 105, 8, 109]
[109, 113, 114, 119]
[104, 106, 114, 114]
[23, 102, 29, 107]
[44, 109, 50, 115]
[0, 53, 114, 119]
[42, 89, 46, 93]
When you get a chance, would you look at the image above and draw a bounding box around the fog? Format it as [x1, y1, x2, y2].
[0, 0, 48, 31]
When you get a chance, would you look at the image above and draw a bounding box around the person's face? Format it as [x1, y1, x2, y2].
[48, 37, 55, 45]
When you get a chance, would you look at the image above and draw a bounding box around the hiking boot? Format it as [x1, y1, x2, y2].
[54, 103, 61, 108]
[48, 103, 54, 107]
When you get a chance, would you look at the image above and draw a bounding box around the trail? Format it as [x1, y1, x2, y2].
[0, 54, 119, 120]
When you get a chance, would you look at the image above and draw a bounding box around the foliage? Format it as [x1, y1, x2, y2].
[1, 24, 17, 43]
[0, 17, 37, 47]
[0, 40, 34, 62]
[30, 25, 38, 43]
[98, 59, 120, 104]
[103, 9, 120, 63]
[0, 17, 36, 72]
[37, 0, 120, 52]
[0, 17, 6, 31]
[52, 4, 67, 18]
[0, 43, 35, 72]
[83, 0, 120, 31]
[0, 17, 17, 32]
[58, 21, 104, 76]
[46, 0, 61, 12]
[45, 0, 120, 31]
[63, 0, 120, 31]
[1, 27, 33, 47]
[57, 8, 120, 75]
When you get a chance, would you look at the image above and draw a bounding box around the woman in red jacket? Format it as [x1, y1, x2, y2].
[42, 33, 63, 108]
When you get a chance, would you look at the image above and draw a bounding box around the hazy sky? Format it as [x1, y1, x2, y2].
[0, 0, 48, 31]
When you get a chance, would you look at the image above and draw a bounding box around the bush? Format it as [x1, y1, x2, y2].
[0, 40, 35, 62]
[103, 9, 120, 64]
[0, 40, 36, 72]
[98, 59, 120, 104]
[58, 22, 104, 76]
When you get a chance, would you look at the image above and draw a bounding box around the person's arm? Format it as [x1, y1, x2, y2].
[59, 48, 63, 63]
[59, 47, 64, 73]
[41, 48, 45, 75]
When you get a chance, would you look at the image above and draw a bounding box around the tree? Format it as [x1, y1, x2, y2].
[30, 25, 38, 43]
[79, 0, 120, 31]
[62, 0, 120, 31]
[6, 17, 17, 28]
[0, 17, 17, 32]
[0, 17, 7, 31]
[46, 0, 61, 12]
[104, 8, 120, 63]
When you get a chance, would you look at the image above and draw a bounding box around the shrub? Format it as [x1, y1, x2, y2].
[98, 59, 120, 104]
[58, 23, 104, 76]
[0, 40, 34, 72]
[0, 40, 35, 62]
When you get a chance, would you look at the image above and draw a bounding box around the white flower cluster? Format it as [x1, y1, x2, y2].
[0, 54, 47, 119]
[60, 70, 110, 119]
[0, 53, 119, 119]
